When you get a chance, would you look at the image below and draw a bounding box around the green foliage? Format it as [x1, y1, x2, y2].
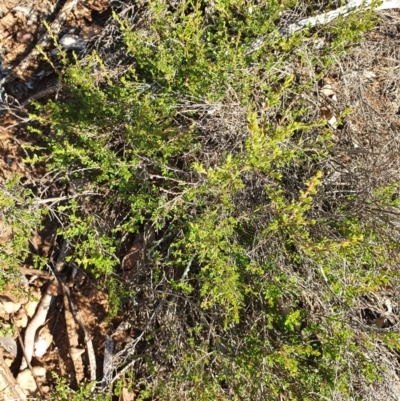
[16, 0, 398, 399]
[0, 177, 46, 287]
[55, 200, 125, 317]
[49, 374, 111, 401]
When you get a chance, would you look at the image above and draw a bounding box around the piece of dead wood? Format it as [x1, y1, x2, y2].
[20, 83, 61, 107]
[61, 280, 97, 382]
[55, 239, 71, 272]
[0, 348, 26, 401]
[13, 319, 46, 398]
[247, 0, 400, 54]
[101, 335, 114, 387]
[281, 0, 400, 37]
[19, 266, 54, 278]
[60, 279, 85, 385]
[32, 191, 100, 206]
[20, 278, 60, 371]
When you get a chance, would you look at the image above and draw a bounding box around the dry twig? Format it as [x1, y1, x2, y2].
[19, 279, 59, 371]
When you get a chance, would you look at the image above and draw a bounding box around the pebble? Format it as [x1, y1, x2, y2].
[59, 34, 87, 51]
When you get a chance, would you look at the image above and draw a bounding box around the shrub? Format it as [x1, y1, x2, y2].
[18, 0, 400, 399]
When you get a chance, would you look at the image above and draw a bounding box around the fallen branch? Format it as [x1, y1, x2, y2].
[19, 266, 54, 279]
[20, 240, 68, 371]
[101, 335, 114, 388]
[33, 191, 101, 206]
[20, 83, 61, 107]
[12, 318, 46, 399]
[19, 278, 59, 371]
[280, 0, 400, 37]
[60, 280, 97, 382]
[60, 279, 85, 385]
[247, 0, 400, 54]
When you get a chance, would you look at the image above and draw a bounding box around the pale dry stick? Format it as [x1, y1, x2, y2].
[147, 173, 196, 185]
[101, 335, 114, 388]
[19, 266, 54, 279]
[59, 279, 97, 382]
[32, 191, 101, 206]
[20, 83, 61, 108]
[10, 0, 80, 82]
[19, 278, 59, 371]
[105, 301, 164, 388]
[20, 239, 69, 371]
[12, 317, 46, 399]
[59, 279, 85, 385]
[246, 0, 400, 55]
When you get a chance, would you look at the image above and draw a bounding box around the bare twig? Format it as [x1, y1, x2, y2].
[58, 279, 85, 385]
[19, 279, 58, 371]
[19, 266, 54, 279]
[247, 0, 400, 54]
[55, 239, 71, 273]
[101, 335, 115, 388]
[33, 191, 101, 206]
[105, 301, 164, 388]
[21, 84, 61, 107]
[12, 317, 46, 399]
[60, 280, 97, 382]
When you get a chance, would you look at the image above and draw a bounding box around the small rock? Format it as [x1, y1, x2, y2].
[85, 0, 110, 12]
[0, 295, 21, 314]
[12, 5, 34, 16]
[0, 13, 17, 32]
[59, 34, 87, 51]
[16, 30, 33, 44]
[17, 369, 37, 395]
[41, 385, 50, 394]
[34, 337, 47, 357]
[0, 335, 17, 357]
[15, 308, 28, 328]
[32, 366, 46, 377]
[4, 355, 13, 367]
[70, 347, 85, 360]
[24, 300, 39, 318]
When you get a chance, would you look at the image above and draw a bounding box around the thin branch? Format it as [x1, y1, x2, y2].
[247, 0, 400, 54]
[12, 317, 46, 399]
[32, 191, 101, 205]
